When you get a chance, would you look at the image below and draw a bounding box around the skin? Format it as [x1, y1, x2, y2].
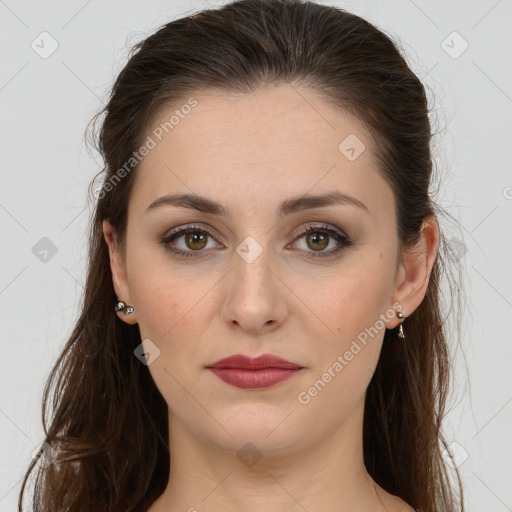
[103, 83, 438, 512]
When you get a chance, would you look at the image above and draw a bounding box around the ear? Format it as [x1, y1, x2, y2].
[103, 219, 138, 325]
[389, 214, 439, 328]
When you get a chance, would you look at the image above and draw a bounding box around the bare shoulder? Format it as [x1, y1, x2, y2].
[386, 494, 416, 512]
[375, 484, 416, 512]
[387, 496, 415, 512]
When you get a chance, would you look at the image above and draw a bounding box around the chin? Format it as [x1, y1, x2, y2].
[206, 404, 305, 455]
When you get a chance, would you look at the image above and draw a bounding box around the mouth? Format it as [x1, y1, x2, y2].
[207, 367, 304, 389]
[205, 353, 305, 389]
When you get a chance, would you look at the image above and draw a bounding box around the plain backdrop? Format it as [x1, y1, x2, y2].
[1, 1, 511, 510]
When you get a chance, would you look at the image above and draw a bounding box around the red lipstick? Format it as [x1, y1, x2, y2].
[206, 354, 304, 389]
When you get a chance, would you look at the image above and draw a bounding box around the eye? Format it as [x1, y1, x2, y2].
[161, 223, 352, 260]
[161, 224, 221, 259]
[289, 223, 352, 259]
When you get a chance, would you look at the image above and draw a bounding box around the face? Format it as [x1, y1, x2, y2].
[104, 84, 431, 458]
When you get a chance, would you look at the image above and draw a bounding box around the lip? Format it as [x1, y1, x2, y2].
[206, 354, 303, 370]
[206, 354, 304, 390]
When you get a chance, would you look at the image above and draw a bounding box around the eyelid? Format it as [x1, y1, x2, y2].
[162, 222, 221, 240]
[291, 222, 346, 239]
[161, 221, 352, 259]
[161, 223, 223, 248]
[287, 223, 352, 255]
[162, 221, 347, 241]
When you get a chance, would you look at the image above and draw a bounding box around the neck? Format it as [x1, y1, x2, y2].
[150, 394, 390, 512]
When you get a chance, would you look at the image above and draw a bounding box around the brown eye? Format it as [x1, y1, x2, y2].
[291, 224, 352, 259]
[183, 231, 208, 250]
[161, 224, 221, 259]
[305, 231, 329, 251]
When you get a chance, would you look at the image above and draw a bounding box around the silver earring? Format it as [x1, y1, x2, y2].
[396, 311, 406, 339]
[114, 300, 134, 315]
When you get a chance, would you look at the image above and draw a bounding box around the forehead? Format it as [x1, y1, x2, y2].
[146, 84, 368, 164]
[131, 84, 392, 217]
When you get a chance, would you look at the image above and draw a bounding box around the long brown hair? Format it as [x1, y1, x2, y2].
[18, 1, 466, 510]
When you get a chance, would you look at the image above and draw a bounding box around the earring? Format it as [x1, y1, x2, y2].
[396, 311, 406, 339]
[114, 300, 134, 316]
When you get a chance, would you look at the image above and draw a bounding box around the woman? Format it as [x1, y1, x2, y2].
[18, 0, 465, 511]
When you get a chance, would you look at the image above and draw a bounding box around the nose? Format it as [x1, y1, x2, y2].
[221, 239, 288, 335]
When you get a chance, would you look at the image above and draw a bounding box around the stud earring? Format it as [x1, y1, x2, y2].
[396, 311, 406, 339]
[114, 300, 134, 316]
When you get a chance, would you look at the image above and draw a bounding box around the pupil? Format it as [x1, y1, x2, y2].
[187, 232, 206, 250]
[308, 232, 327, 251]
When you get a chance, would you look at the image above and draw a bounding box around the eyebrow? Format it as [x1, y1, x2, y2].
[144, 190, 369, 217]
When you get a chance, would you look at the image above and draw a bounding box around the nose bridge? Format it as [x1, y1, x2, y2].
[221, 232, 286, 331]
[233, 233, 275, 293]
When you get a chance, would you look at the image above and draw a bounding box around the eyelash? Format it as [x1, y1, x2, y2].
[160, 223, 353, 260]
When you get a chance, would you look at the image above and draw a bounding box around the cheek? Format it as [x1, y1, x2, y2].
[126, 245, 223, 362]
[126, 257, 216, 414]
[299, 252, 395, 383]
[294, 278, 390, 422]
[130, 268, 211, 342]
[309, 257, 395, 338]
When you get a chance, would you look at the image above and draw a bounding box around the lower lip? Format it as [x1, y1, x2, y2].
[208, 367, 302, 389]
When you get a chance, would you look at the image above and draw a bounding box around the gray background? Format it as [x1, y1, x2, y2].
[1, 0, 511, 510]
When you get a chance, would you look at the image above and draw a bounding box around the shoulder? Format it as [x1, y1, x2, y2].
[391, 499, 416, 512]
[392, 501, 416, 512]
[374, 484, 416, 512]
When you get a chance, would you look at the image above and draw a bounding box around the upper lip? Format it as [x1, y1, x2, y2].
[206, 354, 303, 370]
